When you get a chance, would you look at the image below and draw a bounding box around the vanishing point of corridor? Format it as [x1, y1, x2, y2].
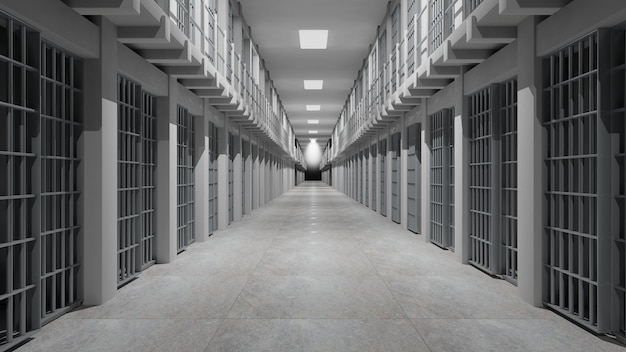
[16, 183, 623, 352]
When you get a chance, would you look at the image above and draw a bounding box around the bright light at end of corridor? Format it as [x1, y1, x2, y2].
[305, 139, 322, 168]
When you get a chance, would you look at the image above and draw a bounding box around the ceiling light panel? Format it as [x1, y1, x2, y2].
[308, 130, 319, 134]
[304, 80, 324, 90]
[307, 119, 319, 124]
[299, 30, 328, 49]
[306, 105, 321, 111]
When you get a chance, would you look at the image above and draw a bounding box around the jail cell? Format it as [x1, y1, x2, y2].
[391, 133, 401, 224]
[429, 0, 455, 53]
[228, 132, 234, 224]
[371, 143, 377, 211]
[407, 123, 421, 234]
[176, 106, 195, 252]
[380, 139, 387, 216]
[0, 16, 40, 350]
[406, 0, 419, 76]
[544, 30, 622, 335]
[430, 110, 453, 247]
[117, 76, 141, 285]
[208, 121, 218, 234]
[363, 148, 370, 206]
[468, 86, 501, 274]
[39, 42, 82, 324]
[611, 28, 626, 341]
[500, 79, 517, 283]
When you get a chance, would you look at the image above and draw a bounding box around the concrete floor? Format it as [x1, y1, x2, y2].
[17, 182, 625, 352]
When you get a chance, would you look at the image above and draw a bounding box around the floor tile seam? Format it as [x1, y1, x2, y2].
[407, 316, 435, 352]
[214, 317, 417, 321]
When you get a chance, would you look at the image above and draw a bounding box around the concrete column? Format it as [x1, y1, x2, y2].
[217, 117, 229, 229]
[244, 132, 253, 215]
[401, 115, 408, 230]
[81, 16, 117, 305]
[454, 74, 470, 263]
[421, 104, 431, 242]
[194, 102, 209, 241]
[233, 127, 242, 221]
[517, 16, 544, 307]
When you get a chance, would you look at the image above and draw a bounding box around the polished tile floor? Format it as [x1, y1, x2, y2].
[17, 182, 625, 351]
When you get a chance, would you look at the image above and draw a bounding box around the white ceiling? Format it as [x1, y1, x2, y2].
[238, 0, 388, 151]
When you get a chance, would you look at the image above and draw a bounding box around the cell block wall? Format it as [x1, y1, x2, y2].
[0, 14, 41, 349]
[39, 42, 82, 323]
[391, 133, 401, 224]
[176, 106, 195, 252]
[500, 79, 518, 283]
[407, 123, 421, 234]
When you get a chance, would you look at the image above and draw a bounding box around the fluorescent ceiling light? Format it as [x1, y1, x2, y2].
[308, 130, 318, 134]
[306, 105, 321, 111]
[304, 80, 324, 90]
[307, 119, 319, 124]
[299, 30, 328, 49]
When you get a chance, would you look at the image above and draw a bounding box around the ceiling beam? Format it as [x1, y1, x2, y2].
[117, 16, 170, 44]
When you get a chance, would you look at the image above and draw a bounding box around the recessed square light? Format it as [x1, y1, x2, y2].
[304, 80, 324, 90]
[307, 119, 319, 124]
[306, 105, 321, 111]
[299, 30, 328, 49]
[308, 130, 318, 134]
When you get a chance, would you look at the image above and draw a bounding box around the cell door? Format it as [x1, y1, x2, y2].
[407, 123, 421, 234]
[208, 122, 218, 234]
[391, 133, 401, 224]
[228, 132, 234, 224]
[177, 106, 195, 252]
[468, 86, 499, 273]
[117, 76, 157, 286]
[363, 148, 370, 207]
[430, 110, 454, 248]
[242, 139, 248, 215]
[500, 80, 517, 283]
[380, 139, 387, 216]
[358, 151, 363, 204]
[371, 143, 377, 211]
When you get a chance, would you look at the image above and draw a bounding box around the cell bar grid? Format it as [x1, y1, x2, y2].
[407, 123, 421, 234]
[140, 91, 156, 269]
[500, 79, 518, 283]
[380, 139, 387, 217]
[430, 109, 453, 248]
[391, 133, 401, 224]
[177, 106, 195, 252]
[40, 42, 82, 323]
[208, 121, 218, 234]
[543, 31, 604, 331]
[0, 14, 41, 349]
[364, 147, 369, 207]
[468, 85, 501, 274]
[371, 143, 377, 211]
[228, 132, 234, 224]
[117, 76, 141, 285]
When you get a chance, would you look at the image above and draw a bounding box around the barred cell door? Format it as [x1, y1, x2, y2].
[358, 151, 363, 204]
[380, 139, 387, 216]
[468, 86, 500, 274]
[391, 133, 401, 224]
[407, 123, 421, 234]
[117, 76, 157, 286]
[544, 29, 626, 337]
[242, 139, 248, 215]
[371, 143, 377, 211]
[430, 109, 454, 248]
[208, 122, 218, 234]
[228, 132, 234, 224]
[363, 148, 370, 206]
[177, 106, 195, 252]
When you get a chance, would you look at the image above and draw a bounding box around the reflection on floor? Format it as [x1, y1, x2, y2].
[17, 182, 625, 352]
